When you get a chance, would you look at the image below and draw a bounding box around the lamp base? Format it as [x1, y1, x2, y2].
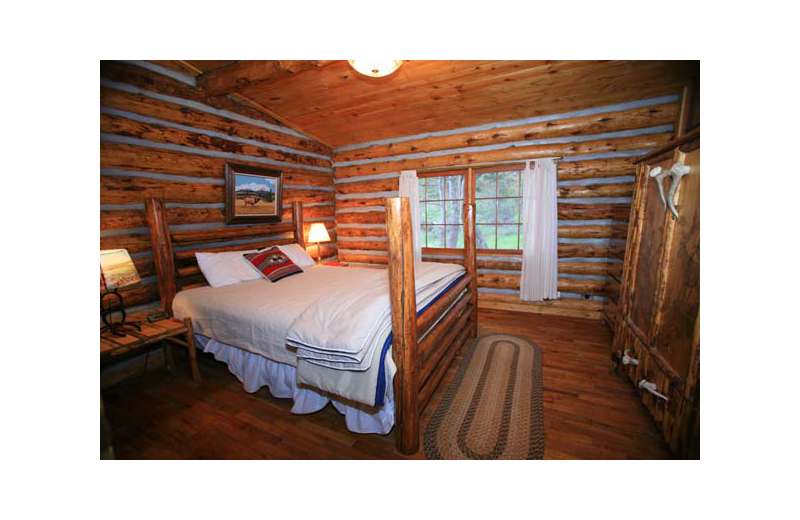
[101, 289, 142, 337]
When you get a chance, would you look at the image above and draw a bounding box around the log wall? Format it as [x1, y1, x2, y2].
[333, 95, 682, 319]
[101, 61, 336, 312]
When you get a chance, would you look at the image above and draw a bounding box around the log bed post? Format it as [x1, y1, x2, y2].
[292, 201, 305, 248]
[145, 197, 177, 316]
[385, 196, 420, 454]
[464, 168, 478, 337]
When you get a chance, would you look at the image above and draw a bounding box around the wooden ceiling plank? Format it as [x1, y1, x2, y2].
[198, 60, 336, 96]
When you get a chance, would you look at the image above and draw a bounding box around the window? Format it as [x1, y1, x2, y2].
[417, 166, 524, 251]
[475, 168, 523, 250]
[418, 173, 464, 249]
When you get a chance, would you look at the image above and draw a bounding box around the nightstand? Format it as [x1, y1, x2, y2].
[100, 315, 201, 381]
[321, 261, 349, 267]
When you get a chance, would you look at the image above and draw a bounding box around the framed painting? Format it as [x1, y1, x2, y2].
[224, 164, 283, 224]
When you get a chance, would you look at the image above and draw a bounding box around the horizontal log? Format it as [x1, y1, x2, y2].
[101, 61, 288, 137]
[101, 113, 330, 169]
[478, 274, 606, 295]
[334, 103, 677, 162]
[334, 133, 672, 178]
[100, 175, 333, 206]
[558, 244, 614, 258]
[173, 238, 297, 260]
[336, 211, 386, 224]
[336, 240, 387, 251]
[100, 86, 330, 156]
[557, 158, 637, 181]
[429, 257, 613, 276]
[116, 282, 160, 308]
[100, 233, 151, 254]
[101, 142, 333, 181]
[558, 203, 631, 221]
[607, 262, 623, 280]
[336, 227, 388, 237]
[557, 183, 633, 199]
[335, 177, 398, 195]
[558, 224, 628, 239]
[335, 197, 389, 209]
[337, 253, 388, 265]
[171, 222, 296, 244]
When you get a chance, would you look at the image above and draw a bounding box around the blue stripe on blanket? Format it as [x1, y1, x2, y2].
[373, 274, 467, 407]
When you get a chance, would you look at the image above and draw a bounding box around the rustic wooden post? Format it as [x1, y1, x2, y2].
[145, 197, 177, 316]
[463, 168, 478, 337]
[385, 196, 420, 454]
[292, 201, 305, 248]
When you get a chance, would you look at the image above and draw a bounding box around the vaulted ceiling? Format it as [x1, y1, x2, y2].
[155, 60, 699, 149]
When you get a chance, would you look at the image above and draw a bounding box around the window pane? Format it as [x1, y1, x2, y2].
[475, 172, 496, 198]
[498, 171, 519, 197]
[419, 203, 427, 225]
[445, 175, 464, 200]
[445, 200, 462, 224]
[497, 198, 520, 223]
[426, 201, 444, 225]
[426, 225, 444, 248]
[418, 177, 426, 198]
[476, 224, 496, 249]
[476, 198, 496, 224]
[497, 225, 519, 249]
[445, 225, 463, 248]
[419, 224, 427, 248]
[426, 176, 443, 200]
[519, 226, 524, 250]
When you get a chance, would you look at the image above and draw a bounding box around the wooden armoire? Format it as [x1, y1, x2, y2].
[605, 128, 700, 459]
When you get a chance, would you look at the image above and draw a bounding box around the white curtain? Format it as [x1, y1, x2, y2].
[520, 159, 559, 301]
[398, 170, 422, 263]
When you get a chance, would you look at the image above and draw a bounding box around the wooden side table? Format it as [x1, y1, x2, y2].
[100, 315, 201, 381]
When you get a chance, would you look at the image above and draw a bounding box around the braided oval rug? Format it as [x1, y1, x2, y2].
[423, 333, 544, 460]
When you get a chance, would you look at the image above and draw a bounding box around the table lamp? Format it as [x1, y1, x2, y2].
[100, 249, 143, 336]
[307, 223, 331, 265]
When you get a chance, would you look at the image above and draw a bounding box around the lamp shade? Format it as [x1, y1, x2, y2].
[348, 60, 402, 78]
[307, 223, 331, 243]
[100, 249, 141, 290]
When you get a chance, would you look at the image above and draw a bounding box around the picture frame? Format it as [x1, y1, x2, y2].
[224, 163, 283, 224]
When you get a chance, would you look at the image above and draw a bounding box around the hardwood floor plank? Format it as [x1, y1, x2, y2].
[103, 310, 670, 459]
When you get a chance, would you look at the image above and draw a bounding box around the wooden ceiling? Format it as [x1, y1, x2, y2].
[153, 60, 699, 148]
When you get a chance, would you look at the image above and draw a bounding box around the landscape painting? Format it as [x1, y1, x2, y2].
[225, 164, 283, 223]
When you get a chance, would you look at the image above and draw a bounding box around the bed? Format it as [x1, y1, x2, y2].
[144, 193, 478, 454]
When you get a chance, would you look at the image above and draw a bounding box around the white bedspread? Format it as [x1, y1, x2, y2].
[172, 262, 465, 407]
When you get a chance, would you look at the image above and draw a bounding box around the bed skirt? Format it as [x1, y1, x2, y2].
[194, 334, 395, 435]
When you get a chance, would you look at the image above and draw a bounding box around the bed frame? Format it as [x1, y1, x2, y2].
[144, 191, 477, 455]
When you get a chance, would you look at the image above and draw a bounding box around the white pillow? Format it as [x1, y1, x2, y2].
[195, 250, 262, 288]
[276, 243, 316, 268]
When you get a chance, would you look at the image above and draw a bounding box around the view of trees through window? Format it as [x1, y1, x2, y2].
[475, 169, 523, 250]
[418, 174, 464, 248]
[418, 168, 524, 250]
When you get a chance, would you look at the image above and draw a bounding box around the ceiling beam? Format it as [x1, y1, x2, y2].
[198, 60, 333, 97]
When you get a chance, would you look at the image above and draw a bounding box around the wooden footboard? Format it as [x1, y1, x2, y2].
[385, 188, 478, 454]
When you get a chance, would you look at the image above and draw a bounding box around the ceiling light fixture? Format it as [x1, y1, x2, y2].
[348, 60, 403, 78]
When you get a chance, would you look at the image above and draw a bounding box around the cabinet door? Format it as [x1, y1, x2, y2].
[653, 147, 700, 380]
[625, 155, 673, 342]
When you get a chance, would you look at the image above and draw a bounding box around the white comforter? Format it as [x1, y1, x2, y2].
[172, 263, 465, 406]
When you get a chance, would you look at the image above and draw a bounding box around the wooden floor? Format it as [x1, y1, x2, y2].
[102, 310, 671, 459]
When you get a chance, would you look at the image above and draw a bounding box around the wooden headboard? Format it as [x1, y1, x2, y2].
[144, 197, 306, 315]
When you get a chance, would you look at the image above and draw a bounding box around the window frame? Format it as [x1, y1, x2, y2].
[419, 164, 526, 255]
[418, 170, 466, 251]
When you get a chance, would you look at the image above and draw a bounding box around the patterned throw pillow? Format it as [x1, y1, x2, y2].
[243, 247, 303, 282]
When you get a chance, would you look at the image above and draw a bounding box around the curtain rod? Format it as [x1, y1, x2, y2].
[416, 156, 563, 173]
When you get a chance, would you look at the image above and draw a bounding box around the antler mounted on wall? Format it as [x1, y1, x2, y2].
[649, 162, 690, 219]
